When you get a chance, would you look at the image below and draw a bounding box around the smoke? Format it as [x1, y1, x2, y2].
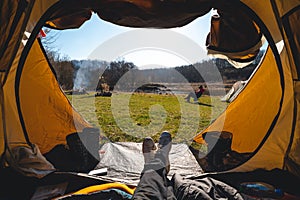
[72, 60, 108, 90]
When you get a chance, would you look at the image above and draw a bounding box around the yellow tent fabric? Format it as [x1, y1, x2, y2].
[0, 88, 5, 158]
[20, 39, 90, 153]
[0, 0, 33, 73]
[193, 0, 300, 176]
[230, 46, 294, 172]
[194, 47, 282, 153]
[0, 0, 300, 179]
[288, 81, 300, 177]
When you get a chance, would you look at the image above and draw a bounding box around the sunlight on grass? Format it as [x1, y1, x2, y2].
[68, 93, 228, 144]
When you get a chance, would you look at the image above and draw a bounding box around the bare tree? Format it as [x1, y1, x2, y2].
[40, 28, 61, 53]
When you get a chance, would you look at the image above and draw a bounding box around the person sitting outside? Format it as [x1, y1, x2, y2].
[184, 85, 205, 103]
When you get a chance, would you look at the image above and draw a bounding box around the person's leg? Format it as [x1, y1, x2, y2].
[172, 173, 244, 200]
[185, 92, 195, 102]
[155, 131, 172, 174]
[132, 132, 176, 200]
[184, 93, 190, 102]
[133, 165, 175, 200]
[142, 137, 157, 163]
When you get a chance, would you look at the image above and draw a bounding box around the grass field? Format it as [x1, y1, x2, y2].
[68, 92, 228, 145]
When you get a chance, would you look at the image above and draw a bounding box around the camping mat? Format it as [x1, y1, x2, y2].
[95, 142, 203, 186]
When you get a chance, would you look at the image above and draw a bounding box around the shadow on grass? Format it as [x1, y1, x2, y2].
[74, 94, 112, 99]
[186, 101, 213, 107]
[198, 102, 214, 107]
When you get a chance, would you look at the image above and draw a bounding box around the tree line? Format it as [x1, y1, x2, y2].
[46, 49, 265, 92]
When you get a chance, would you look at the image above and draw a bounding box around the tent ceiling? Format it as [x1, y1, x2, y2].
[44, 0, 262, 63]
[46, 0, 212, 29]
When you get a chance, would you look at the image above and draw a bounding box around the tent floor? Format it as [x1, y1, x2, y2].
[94, 142, 204, 185]
[1, 142, 300, 199]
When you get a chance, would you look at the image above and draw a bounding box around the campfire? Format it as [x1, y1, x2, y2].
[65, 87, 88, 95]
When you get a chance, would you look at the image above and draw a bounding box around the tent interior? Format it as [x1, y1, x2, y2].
[1, 0, 300, 199]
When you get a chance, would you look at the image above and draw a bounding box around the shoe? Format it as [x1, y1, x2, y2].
[142, 137, 157, 163]
[155, 131, 172, 173]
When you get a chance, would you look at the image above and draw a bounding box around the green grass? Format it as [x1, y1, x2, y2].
[68, 92, 228, 145]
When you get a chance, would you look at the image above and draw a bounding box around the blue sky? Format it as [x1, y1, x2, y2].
[46, 12, 212, 68]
